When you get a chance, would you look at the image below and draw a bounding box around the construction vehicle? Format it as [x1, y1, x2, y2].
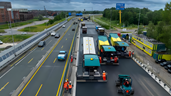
[77, 37, 107, 82]
[81, 22, 85, 28]
[115, 74, 134, 95]
[97, 36, 119, 65]
[109, 33, 130, 58]
[82, 26, 87, 34]
[97, 28, 105, 35]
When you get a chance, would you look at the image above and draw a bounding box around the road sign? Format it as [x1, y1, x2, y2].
[116, 3, 125, 10]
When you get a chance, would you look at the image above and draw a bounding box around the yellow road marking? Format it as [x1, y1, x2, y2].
[41, 47, 44, 51]
[53, 58, 57, 63]
[35, 84, 43, 96]
[10, 54, 26, 67]
[30, 46, 37, 51]
[66, 38, 67, 40]
[28, 58, 33, 63]
[0, 82, 9, 91]
[18, 22, 73, 96]
[61, 46, 63, 49]
[56, 24, 78, 96]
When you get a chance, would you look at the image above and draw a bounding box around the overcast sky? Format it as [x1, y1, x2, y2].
[2, 0, 170, 11]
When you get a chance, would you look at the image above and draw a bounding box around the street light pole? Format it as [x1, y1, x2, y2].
[138, 9, 141, 32]
[7, 9, 16, 56]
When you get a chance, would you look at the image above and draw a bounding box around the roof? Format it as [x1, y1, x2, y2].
[133, 34, 164, 44]
[59, 51, 66, 53]
[102, 46, 116, 52]
[82, 26, 87, 28]
[109, 33, 121, 42]
[115, 41, 129, 46]
[84, 55, 100, 66]
[98, 28, 104, 30]
[98, 36, 109, 46]
[83, 37, 96, 54]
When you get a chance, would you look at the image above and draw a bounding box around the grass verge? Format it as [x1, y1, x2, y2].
[18, 18, 66, 32]
[0, 48, 6, 52]
[120, 31, 132, 33]
[0, 34, 33, 43]
[0, 29, 5, 33]
[0, 18, 48, 30]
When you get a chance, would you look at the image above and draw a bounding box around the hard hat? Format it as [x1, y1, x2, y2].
[94, 70, 97, 72]
[125, 79, 127, 80]
[66, 79, 68, 81]
[103, 71, 105, 73]
[69, 81, 71, 83]
[65, 80, 67, 82]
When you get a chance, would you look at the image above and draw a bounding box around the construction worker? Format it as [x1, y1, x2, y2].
[123, 79, 130, 87]
[63, 80, 69, 93]
[102, 71, 107, 81]
[114, 56, 118, 63]
[129, 51, 131, 57]
[68, 81, 73, 94]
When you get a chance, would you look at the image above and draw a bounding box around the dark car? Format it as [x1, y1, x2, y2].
[167, 65, 171, 73]
[160, 62, 171, 67]
[38, 41, 45, 47]
[55, 33, 60, 38]
[72, 29, 75, 31]
[168, 69, 171, 73]
[164, 64, 171, 70]
[155, 59, 166, 63]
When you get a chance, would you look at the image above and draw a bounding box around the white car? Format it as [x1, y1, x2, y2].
[0, 40, 3, 44]
[51, 31, 56, 36]
[21, 32, 27, 35]
[62, 25, 65, 28]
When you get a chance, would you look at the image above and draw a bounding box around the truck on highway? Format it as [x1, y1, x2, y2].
[97, 36, 119, 65]
[81, 22, 85, 28]
[97, 28, 105, 35]
[95, 25, 101, 31]
[82, 26, 87, 34]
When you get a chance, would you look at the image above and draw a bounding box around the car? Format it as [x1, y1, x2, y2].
[160, 61, 171, 67]
[58, 51, 67, 60]
[164, 64, 171, 70]
[38, 41, 45, 47]
[0, 40, 3, 44]
[62, 25, 65, 28]
[168, 69, 171, 73]
[155, 59, 166, 63]
[72, 29, 75, 31]
[51, 31, 56, 36]
[21, 32, 27, 35]
[167, 65, 171, 72]
[55, 33, 60, 38]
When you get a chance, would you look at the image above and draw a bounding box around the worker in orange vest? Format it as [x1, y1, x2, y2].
[63, 79, 69, 93]
[68, 81, 73, 94]
[102, 71, 107, 81]
[114, 56, 118, 63]
[131, 51, 134, 57]
[129, 51, 131, 57]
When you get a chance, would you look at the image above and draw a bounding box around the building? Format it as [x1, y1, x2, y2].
[0, 2, 11, 24]
[12, 9, 33, 21]
[131, 34, 171, 60]
[7, 8, 20, 22]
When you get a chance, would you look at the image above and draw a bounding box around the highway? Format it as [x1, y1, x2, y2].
[18, 21, 78, 96]
[0, 20, 74, 96]
[76, 21, 170, 96]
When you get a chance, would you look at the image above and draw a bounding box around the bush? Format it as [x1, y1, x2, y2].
[48, 19, 54, 24]
[38, 15, 43, 21]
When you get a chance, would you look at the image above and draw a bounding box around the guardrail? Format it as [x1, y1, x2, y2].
[58, 23, 79, 96]
[0, 17, 72, 70]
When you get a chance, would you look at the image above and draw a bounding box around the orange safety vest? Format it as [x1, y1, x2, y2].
[102, 72, 106, 80]
[129, 51, 131, 57]
[69, 84, 72, 89]
[114, 57, 118, 63]
[64, 82, 68, 88]
[132, 52, 134, 55]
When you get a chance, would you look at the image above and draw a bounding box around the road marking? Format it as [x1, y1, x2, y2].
[35, 84, 43, 96]
[53, 58, 57, 63]
[18, 22, 73, 96]
[28, 58, 33, 63]
[61, 46, 63, 49]
[30, 46, 37, 51]
[41, 47, 44, 51]
[140, 80, 154, 96]
[56, 24, 78, 96]
[10, 54, 26, 67]
[66, 38, 67, 40]
[0, 82, 9, 91]
[47, 40, 52, 45]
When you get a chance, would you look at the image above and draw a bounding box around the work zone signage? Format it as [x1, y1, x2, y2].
[116, 3, 125, 10]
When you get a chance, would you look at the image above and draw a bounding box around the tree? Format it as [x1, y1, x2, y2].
[38, 15, 43, 21]
[138, 26, 144, 34]
[147, 21, 155, 38]
[48, 19, 54, 24]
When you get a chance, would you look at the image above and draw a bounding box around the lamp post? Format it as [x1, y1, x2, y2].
[7, 8, 16, 56]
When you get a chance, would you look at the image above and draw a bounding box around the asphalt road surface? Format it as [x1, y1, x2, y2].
[76, 21, 170, 96]
[19, 22, 78, 96]
[0, 20, 73, 96]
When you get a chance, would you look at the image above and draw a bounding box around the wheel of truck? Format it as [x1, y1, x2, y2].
[131, 89, 134, 95]
[115, 80, 120, 87]
[117, 88, 121, 94]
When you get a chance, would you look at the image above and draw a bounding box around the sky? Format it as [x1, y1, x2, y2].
[1, 0, 170, 11]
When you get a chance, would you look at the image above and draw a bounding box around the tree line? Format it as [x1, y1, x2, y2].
[147, 2, 171, 52]
[103, 7, 163, 26]
[47, 12, 66, 25]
